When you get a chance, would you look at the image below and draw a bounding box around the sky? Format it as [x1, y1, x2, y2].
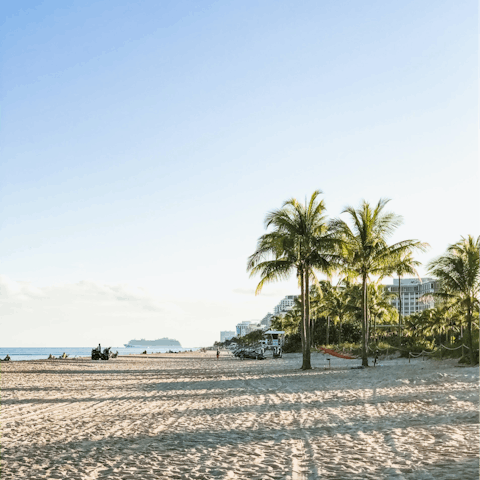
[1, 0, 478, 347]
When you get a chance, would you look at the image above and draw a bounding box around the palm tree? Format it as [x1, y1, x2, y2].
[429, 301, 461, 344]
[247, 190, 338, 370]
[269, 313, 284, 331]
[392, 252, 422, 338]
[342, 281, 396, 343]
[412, 309, 439, 342]
[282, 307, 303, 336]
[312, 280, 350, 345]
[367, 283, 397, 342]
[332, 199, 427, 366]
[428, 235, 480, 365]
[403, 311, 422, 341]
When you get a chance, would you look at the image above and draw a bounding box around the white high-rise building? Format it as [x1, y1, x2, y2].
[273, 295, 297, 315]
[385, 278, 437, 316]
[235, 321, 262, 337]
[220, 331, 235, 342]
[236, 321, 251, 337]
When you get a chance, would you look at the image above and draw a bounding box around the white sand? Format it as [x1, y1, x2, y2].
[1, 351, 478, 479]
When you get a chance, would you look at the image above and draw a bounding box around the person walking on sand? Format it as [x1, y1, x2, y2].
[216, 349, 220, 360]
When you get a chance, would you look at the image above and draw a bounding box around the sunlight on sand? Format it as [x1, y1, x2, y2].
[1, 351, 478, 479]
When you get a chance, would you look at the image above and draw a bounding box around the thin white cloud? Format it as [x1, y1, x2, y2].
[71, 281, 162, 311]
[0, 275, 192, 347]
[0, 275, 45, 301]
[0, 275, 277, 347]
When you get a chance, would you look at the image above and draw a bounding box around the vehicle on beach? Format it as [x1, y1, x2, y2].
[231, 346, 265, 360]
[230, 330, 285, 360]
[91, 345, 116, 360]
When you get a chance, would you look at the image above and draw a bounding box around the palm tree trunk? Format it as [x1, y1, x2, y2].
[299, 269, 305, 357]
[467, 301, 475, 366]
[398, 275, 402, 338]
[302, 268, 312, 370]
[311, 318, 315, 348]
[326, 317, 330, 345]
[339, 314, 343, 345]
[309, 296, 314, 348]
[367, 308, 371, 345]
[361, 274, 368, 367]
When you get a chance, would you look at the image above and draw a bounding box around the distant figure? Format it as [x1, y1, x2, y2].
[373, 350, 379, 367]
[91, 344, 104, 360]
[61, 352, 68, 359]
[4, 354, 11, 361]
[216, 349, 220, 360]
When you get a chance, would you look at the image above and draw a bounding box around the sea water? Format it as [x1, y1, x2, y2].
[0, 346, 200, 361]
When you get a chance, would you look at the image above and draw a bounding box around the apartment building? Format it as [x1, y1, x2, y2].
[235, 321, 262, 337]
[385, 278, 437, 316]
[273, 295, 297, 315]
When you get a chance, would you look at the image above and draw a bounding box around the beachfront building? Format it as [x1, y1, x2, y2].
[236, 321, 251, 337]
[260, 313, 273, 328]
[220, 331, 235, 342]
[235, 321, 263, 337]
[273, 295, 297, 315]
[385, 278, 438, 316]
[249, 323, 263, 333]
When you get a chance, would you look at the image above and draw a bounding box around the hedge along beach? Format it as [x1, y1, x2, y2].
[1, 350, 478, 479]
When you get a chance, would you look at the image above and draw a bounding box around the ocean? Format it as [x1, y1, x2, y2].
[0, 346, 200, 361]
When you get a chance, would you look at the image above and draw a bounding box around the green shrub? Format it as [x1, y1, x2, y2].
[283, 333, 302, 353]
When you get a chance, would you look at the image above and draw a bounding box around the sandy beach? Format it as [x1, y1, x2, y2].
[1, 351, 478, 479]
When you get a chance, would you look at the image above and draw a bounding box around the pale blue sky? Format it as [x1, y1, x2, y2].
[1, 1, 478, 347]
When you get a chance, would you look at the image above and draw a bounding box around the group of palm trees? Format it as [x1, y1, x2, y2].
[269, 280, 396, 346]
[311, 279, 397, 346]
[247, 190, 479, 368]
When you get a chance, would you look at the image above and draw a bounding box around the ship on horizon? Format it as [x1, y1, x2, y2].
[124, 338, 181, 348]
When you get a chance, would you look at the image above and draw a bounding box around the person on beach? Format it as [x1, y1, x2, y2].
[216, 349, 220, 360]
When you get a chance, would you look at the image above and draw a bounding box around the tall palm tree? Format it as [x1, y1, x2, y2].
[392, 252, 422, 337]
[332, 198, 427, 366]
[247, 190, 337, 370]
[428, 235, 480, 365]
